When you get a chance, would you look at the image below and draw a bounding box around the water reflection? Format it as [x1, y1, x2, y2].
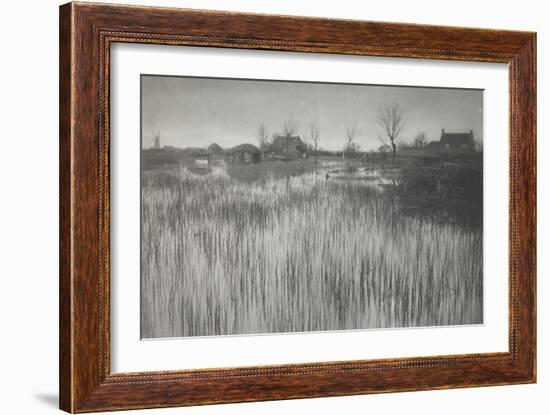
[226, 164, 263, 183]
[179, 161, 482, 231]
[398, 198, 482, 230]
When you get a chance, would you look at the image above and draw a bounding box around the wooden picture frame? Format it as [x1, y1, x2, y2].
[59, 2, 536, 412]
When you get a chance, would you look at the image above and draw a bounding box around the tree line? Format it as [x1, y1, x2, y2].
[256, 104, 409, 165]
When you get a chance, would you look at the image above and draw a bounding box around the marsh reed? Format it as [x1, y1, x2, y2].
[140, 166, 483, 338]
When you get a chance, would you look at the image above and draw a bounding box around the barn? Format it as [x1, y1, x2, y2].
[225, 143, 261, 164]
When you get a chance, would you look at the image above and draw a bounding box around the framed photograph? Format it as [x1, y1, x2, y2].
[59, 2, 536, 412]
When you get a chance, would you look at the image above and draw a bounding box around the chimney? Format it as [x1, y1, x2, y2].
[441, 128, 445, 136]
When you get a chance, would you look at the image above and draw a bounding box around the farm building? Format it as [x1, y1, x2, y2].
[439, 129, 475, 152]
[225, 143, 261, 164]
[268, 134, 307, 160]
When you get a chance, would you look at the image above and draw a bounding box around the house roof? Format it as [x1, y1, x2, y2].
[440, 130, 474, 145]
[227, 143, 261, 154]
[270, 135, 306, 153]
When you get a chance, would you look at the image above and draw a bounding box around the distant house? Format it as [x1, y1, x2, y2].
[439, 129, 475, 152]
[268, 134, 307, 160]
[225, 143, 261, 164]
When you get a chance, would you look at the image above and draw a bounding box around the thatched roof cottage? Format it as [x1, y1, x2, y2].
[225, 143, 261, 164]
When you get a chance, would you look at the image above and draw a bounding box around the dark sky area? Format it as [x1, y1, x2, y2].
[141, 75, 483, 151]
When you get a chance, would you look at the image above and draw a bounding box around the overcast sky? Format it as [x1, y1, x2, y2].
[141, 75, 483, 151]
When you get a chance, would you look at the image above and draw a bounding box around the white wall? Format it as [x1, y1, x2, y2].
[0, 0, 546, 414]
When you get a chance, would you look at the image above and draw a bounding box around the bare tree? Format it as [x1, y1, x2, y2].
[257, 124, 270, 159]
[309, 122, 321, 164]
[282, 118, 298, 136]
[378, 104, 405, 165]
[343, 126, 360, 160]
[412, 131, 428, 149]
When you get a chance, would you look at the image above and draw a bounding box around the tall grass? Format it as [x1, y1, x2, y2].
[141, 166, 482, 338]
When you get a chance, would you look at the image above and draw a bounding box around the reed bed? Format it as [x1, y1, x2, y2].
[141, 166, 482, 338]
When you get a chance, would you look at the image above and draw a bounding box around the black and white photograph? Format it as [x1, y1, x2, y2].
[2, 0, 544, 413]
[140, 75, 484, 339]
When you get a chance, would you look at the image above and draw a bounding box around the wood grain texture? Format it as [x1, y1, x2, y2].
[59, 3, 73, 411]
[59, 2, 536, 412]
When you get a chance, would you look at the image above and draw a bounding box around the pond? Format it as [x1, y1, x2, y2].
[179, 159, 482, 230]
